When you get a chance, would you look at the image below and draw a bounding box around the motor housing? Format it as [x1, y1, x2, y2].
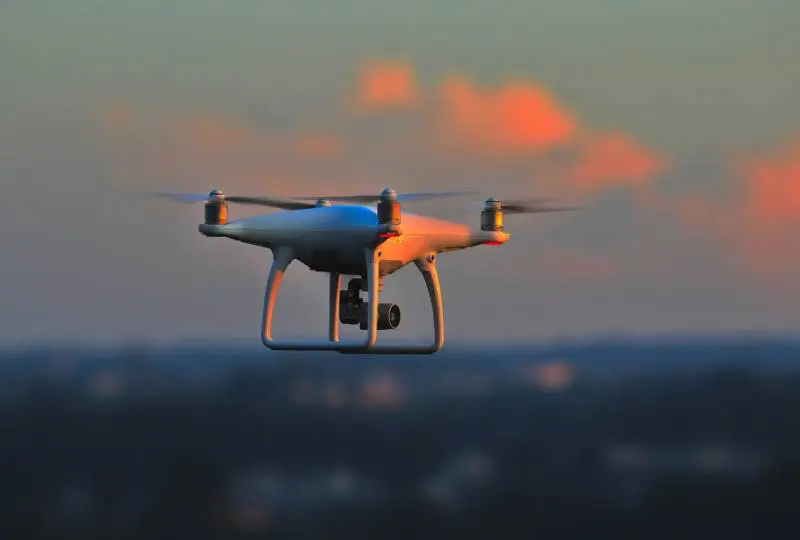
[204, 189, 228, 225]
[377, 188, 401, 226]
[481, 198, 503, 231]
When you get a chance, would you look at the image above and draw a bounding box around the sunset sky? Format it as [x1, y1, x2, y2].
[3, 1, 800, 345]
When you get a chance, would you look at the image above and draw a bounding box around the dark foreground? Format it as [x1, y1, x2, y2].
[1, 336, 799, 539]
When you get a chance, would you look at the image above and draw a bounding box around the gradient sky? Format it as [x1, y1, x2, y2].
[3, 1, 800, 345]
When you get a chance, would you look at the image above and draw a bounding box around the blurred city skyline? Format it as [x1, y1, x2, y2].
[2, 336, 799, 538]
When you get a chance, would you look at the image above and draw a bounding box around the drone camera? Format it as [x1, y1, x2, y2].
[204, 189, 228, 225]
[338, 293, 362, 325]
[481, 198, 503, 231]
[359, 303, 401, 331]
[338, 277, 401, 330]
[339, 278, 363, 325]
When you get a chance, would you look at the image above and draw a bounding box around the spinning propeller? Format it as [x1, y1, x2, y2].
[147, 189, 579, 230]
[469, 197, 580, 215]
[496, 198, 578, 214]
[293, 191, 478, 203]
[149, 189, 477, 210]
[149, 190, 576, 212]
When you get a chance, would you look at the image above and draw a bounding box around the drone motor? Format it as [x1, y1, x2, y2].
[204, 189, 228, 225]
[377, 188, 401, 225]
[481, 198, 503, 231]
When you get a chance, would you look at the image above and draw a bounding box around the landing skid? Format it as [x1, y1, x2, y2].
[260, 246, 444, 354]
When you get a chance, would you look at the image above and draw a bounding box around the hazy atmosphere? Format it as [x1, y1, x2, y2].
[3, 1, 800, 345]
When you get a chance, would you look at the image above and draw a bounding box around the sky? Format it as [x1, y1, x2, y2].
[2, 0, 800, 346]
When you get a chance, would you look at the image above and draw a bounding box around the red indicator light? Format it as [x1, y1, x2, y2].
[483, 241, 503, 246]
[379, 232, 400, 239]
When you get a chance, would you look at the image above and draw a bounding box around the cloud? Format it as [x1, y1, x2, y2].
[730, 137, 800, 278]
[356, 61, 419, 110]
[736, 138, 800, 228]
[655, 136, 800, 282]
[561, 132, 667, 193]
[435, 76, 578, 156]
[100, 63, 665, 226]
[96, 102, 349, 196]
[528, 131, 667, 200]
[345, 62, 666, 201]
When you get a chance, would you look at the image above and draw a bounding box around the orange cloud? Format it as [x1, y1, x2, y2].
[347, 64, 665, 201]
[657, 136, 800, 282]
[526, 131, 666, 201]
[356, 61, 419, 109]
[436, 76, 578, 156]
[563, 132, 666, 192]
[102, 62, 665, 214]
[732, 137, 800, 278]
[736, 138, 800, 228]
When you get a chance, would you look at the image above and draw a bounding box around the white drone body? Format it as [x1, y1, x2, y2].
[159, 188, 572, 354]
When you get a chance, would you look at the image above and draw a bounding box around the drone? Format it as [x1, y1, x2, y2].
[155, 188, 576, 354]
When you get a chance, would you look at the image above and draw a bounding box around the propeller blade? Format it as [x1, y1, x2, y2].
[502, 199, 580, 214]
[225, 196, 316, 210]
[147, 192, 316, 210]
[398, 191, 479, 202]
[148, 189, 481, 210]
[150, 192, 209, 204]
[295, 190, 478, 203]
[507, 205, 579, 214]
[460, 198, 579, 214]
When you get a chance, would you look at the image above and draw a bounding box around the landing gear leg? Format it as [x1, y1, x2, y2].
[416, 252, 445, 352]
[328, 272, 341, 343]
